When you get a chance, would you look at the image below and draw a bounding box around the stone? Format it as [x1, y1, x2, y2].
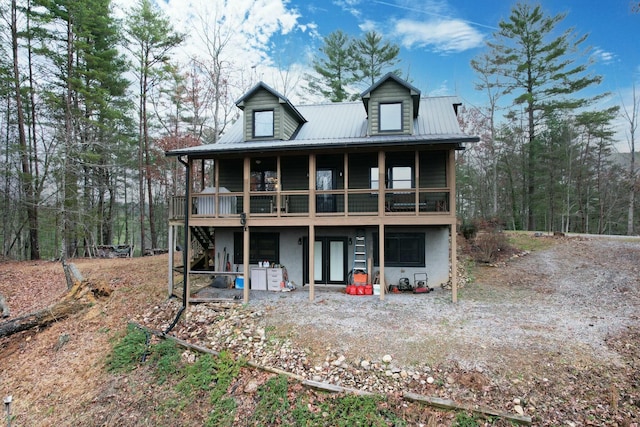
[513, 398, 521, 405]
[244, 379, 259, 393]
[427, 376, 434, 384]
[382, 354, 393, 363]
[513, 405, 524, 416]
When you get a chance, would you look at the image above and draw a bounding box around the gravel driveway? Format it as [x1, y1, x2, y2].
[248, 236, 640, 373]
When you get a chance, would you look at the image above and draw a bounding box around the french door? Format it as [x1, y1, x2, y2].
[303, 236, 347, 285]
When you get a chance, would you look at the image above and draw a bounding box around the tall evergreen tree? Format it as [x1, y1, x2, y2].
[125, 0, 184, 252]
[476, 2, 603, 230]
[351, 30, 400, 87]
[307, 30, 356, 102]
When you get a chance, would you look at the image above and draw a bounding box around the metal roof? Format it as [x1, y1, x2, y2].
[166, 96, 478, 157]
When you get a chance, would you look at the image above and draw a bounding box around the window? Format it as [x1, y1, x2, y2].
[370, 167, 379, 190]
[234, 232, 279, 264]
[253, 110, 274, 137]
[389, 166, 412, 189]
[373, 232, 425, 267]
[379, 102, 402, 132]
[251, 170, 277, 191]
[370, 166, 413, 189]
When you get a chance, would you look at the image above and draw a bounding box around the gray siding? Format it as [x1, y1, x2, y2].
[282, 110, 299, 140]
[419, 151, 447, 188]
[368, 80, 413, 136]
[281, 156, 308, 190]
[243, 90, 281, 141]
[218, 158, 244, 191]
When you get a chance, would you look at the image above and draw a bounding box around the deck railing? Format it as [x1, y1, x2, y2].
[169, 189, 450, 220]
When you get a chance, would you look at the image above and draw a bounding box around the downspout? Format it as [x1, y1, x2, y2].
[164, 155, 190, 334]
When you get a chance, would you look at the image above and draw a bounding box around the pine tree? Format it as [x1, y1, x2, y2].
[477, 2, 603, 230]
[351, 30, 400, 87]
[125, 0, 184, 252]
[306, 30, 356, 102]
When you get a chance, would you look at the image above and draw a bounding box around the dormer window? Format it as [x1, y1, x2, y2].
[379, 102, 402, 132]
[253, 110, 274, 138]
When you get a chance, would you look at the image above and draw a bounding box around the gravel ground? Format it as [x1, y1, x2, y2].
[137, 235, 640, 423]
[238, 236, 640, 373]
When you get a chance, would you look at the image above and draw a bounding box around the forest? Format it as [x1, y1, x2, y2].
[0, 0, 638, 261]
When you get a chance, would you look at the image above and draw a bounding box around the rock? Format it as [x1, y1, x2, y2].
[360, 360, 370, 369]
[400, 370, 408, 378]
[513, 405, 524, 416]
[513, 398, 521, 405]
[427, 376, 434, 384]
[382, 354, 393, 363]
[244, 379, 259, 393]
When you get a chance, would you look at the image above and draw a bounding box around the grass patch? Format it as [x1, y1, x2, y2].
[505, 231, 556, 252]
[250, 375, 405, 426]
[105, 324, 148, 373]
[149, 338, 181, 384]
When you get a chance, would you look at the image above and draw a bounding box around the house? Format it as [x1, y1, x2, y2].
[165, 73, 478, 305]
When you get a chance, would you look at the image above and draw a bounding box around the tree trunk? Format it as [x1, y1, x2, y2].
[0, 278, 98, 339]
[11, 0, 40, 260]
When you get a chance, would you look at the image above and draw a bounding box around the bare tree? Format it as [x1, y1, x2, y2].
[620, 83, 639, 235]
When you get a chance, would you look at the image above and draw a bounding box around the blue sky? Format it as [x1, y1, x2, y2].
[121, 0, 640, 151]
[281, 1, 639, 105]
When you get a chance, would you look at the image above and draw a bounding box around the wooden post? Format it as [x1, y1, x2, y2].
[378, 223, 385, 301]
[243, 156, 251, 304]
[378, 151, 386, 301]
[308, 154, 316, 302]
[448, 149, 458, 303]
[168, 225, 174, 297]
[308, 225, 315, 302]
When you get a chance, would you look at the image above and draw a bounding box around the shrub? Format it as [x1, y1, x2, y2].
[473, 230, 509, 263]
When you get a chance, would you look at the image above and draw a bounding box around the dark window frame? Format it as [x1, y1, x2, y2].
[373, 232, 425, 267]
[234, 232, 279, 264]
[378, 102, 403, 132]
[253, 109, 274, 138]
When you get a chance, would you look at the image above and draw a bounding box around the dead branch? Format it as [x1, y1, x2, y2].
[0, 278, 103, 339]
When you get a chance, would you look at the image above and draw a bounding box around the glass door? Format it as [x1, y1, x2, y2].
[316, 169, 335, 212]
[304, 236, 347, 285]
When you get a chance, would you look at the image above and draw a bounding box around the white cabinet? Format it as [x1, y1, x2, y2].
[266, 268, 283, 291]
[250, 268, 267, 290]
[250, 267, 284, 291]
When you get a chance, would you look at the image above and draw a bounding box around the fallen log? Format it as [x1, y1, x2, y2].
[0, 279, 102, 339]
[403, 392, 532, 425]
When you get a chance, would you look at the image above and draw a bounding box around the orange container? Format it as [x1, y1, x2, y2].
[353, 273, 368, 284]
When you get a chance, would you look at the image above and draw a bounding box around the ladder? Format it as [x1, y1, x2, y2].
[352, 229, 367, 283]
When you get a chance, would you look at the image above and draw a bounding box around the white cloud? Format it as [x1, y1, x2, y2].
[592, 48, 616, 65]
[394, 18, 484, 53]
[428, 80, 452, 97]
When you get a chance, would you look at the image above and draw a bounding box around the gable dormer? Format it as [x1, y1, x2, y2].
[361, 73, 421, 136]
[235, 82, 306, 142]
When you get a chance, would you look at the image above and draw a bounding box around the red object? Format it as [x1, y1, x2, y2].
[365, 285, 373, 295]
[356, 285, 365, 295]
[353, 273, 368, 284]
[346, 285, 354, 295]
